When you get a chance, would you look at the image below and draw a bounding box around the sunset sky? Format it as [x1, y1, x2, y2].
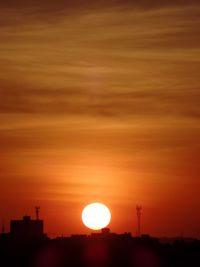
[0, 0, 200, 238]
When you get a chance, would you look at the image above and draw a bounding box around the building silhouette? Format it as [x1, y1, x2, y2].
[10, 215, 44, 240]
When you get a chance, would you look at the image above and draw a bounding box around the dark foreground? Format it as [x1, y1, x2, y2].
[0, 233, 199, 267]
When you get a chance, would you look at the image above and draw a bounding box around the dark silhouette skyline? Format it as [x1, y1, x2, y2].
[0, 213, 199, 267]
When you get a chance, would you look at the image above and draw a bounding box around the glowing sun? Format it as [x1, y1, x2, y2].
[82, 202, 111, 230]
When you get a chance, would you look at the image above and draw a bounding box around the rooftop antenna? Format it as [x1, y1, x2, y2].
[136, 205, 142, 237]
[35, 206, 40, 220]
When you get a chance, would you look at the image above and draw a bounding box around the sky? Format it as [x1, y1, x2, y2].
[0, 0, 200, 238]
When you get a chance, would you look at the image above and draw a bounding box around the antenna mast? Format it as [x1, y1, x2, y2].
[136, 205, 142, 237]
[35, 206, 40, 220]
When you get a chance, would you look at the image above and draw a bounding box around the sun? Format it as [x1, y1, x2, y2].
[82, 202, 111, 230]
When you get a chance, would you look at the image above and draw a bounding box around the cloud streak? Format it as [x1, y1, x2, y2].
[0, 5, 200, 120]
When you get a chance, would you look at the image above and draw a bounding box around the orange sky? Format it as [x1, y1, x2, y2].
[0, 0, 200, 238]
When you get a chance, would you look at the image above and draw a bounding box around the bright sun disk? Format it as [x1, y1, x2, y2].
[82, 202, 111, 230]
